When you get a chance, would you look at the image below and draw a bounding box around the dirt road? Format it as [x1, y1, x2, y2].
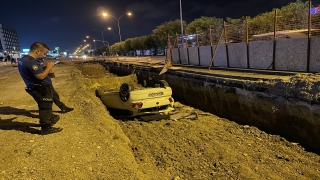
[0, 63, 319, 180]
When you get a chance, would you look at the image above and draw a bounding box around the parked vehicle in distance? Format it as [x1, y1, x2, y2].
[95, 80, 174, 118]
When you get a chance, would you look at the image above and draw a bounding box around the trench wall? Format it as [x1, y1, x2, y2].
[103, 62, 320, 154]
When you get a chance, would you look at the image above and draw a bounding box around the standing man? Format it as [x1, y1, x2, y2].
[18, 42, 72, 135]
[38, 58, 74, 114]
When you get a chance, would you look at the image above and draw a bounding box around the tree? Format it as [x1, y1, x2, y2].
[225, 17, 246, 43]
[152, 19, 187, 53]
[124, 38, 134, 56]
[130, 37, 141, 55]
[277, 0, 308, 30]
[186, 16, 223, 34]
[184, 16, 223, 46]
[93, 45, 110, 56]
[145, 35, 158, 55]
[110, 42, 125, 55]
[247, 0, 308, 38]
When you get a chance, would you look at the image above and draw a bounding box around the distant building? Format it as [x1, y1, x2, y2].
[0, 24, 20, 56]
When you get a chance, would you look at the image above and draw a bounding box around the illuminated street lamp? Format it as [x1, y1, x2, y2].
[102, 12, 132, 42]
[92, 27, 112, 46]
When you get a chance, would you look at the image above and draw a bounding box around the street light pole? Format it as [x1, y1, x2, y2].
[103, 12, 132, 42]
[93, 40, 96, 50]
[93, 40, 97, 56]
[95, 40, 109, 46]
[180, 0, 185, 47]
[83, 40, 87, 55]
[85, 36, 92, 56]
[93, 27, 111, 46]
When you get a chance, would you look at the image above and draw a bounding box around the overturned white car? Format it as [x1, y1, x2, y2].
[95, 80, 174, 118]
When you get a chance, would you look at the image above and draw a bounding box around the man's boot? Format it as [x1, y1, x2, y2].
[40, 126, 63, 135]
[60, 106, 74, 114]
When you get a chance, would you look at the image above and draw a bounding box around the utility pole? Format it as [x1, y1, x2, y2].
[180, 0, 184, 47]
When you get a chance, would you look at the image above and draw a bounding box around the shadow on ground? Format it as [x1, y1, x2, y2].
[0, 106, 40, 134]
[0, 106, 38, 118]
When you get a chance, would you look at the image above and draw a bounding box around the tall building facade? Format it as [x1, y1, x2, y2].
[0, 24, 20, 55]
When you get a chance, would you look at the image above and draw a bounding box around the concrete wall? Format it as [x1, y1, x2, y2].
[179, 48, 189, 64]
[171, 38, 319, 72]
[171, 48, 180, 63]
[188, 47, 199, 65]
[211, 45, 228, 67]
[310, 37, 320, 72]
[199, 46, 212, 66]
[228, 43, 248, 68]
[249, 40, 274, 69]
[275, 38, 308, 71]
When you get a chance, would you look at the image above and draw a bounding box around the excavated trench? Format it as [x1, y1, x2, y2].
[95, 60, 320, 154]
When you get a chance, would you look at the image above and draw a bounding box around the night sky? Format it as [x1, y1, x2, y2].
[0, 0, 319, 52]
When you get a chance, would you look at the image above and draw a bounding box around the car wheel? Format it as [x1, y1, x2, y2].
[157, 80, 169, 88]
[119, 83, 134, 102]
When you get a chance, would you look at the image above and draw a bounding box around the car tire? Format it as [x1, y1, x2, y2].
[119, 83, 134, 102]
[157, 80, 169, 88]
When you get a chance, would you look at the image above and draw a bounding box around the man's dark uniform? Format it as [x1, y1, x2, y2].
[37, 59, 71, 111]
[18, 55, 59, 129]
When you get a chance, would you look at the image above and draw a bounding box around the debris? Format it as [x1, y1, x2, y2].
[159, 35, 173, 75]
[163, 107, 175, 115]
[170, 111, 198, 120]
[159, 61, 172, 75]
[182, 111, 198, 120]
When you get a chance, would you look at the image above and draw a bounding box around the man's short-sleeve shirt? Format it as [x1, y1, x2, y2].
[18, 55, 52, 87]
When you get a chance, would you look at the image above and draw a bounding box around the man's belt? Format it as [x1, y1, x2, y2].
[25, 84, 50, 95]
[25, 87, 35, 91]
